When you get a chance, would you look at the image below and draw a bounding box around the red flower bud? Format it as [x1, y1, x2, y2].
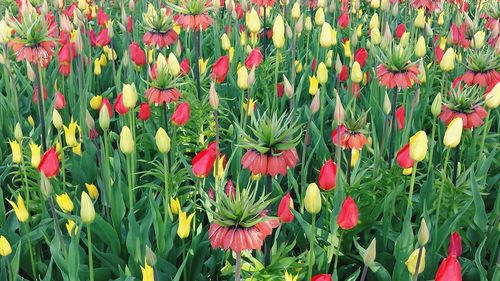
[435, 256, 462, 281]
[100, 98, 113, 118]
[180, 58, 190, 76]
[192, 142, 217, 178]
[114, 93, 129, 115]
[96, 28, 111, 47]
[318, 159, 337, 191]
[277, 192, 294, 223]
[276, 83, 284, 98]
[38, 147, 60, 178]
[395, 23, 406, 39]
[396, 106, 405, 130]
[245, 48, 263, 69]
[338, 65, 348, 82]
[171, 102, 190, 126]
[448, 231, 462, 257]
[138, 102, 151, 121]
[225, 179, 236, 198]
[312, 274, 332, 281]
[212, 55, 230, 83]
[354, 48, 368, 68]
[337, 196, 358, 230]
[54, 92, 67, 109]
[127, 16, 133, 33]
[97, 8, 109, 26]
[396, 143, 414, 169]
[338, 13, 349, 29]
[129, 41, 146, 66]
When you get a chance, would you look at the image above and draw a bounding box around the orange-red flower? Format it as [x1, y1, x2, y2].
[192, 142, 217, 177]
[337, 196, 358, 230]
[129, 42, 146, 67]
[318, 159, 337, 191]
[38, 147, 60, 178]
[277, 192, 294, 223]
[143, 30, 178, 48]
[245, 48, 263, 69]
[175, 13, 213, 31]
[114, 93, 129, 115]
[331, 125, 367, 150]
[460, 70, 499, 88]
[435, 232, 463, 281]
[397, 143, 414, 169]
[376, 64, 419, 89]
[241, 149, 299, 177]
[212, 55, 230, 83]
[440, 105, 487, 130]
[171, 102, 190, 126]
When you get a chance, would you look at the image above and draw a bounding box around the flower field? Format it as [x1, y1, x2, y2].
[0, 0, 499, 280]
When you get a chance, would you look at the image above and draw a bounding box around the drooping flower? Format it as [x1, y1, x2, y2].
[440, 85, 488, 130]
[376, 43, 419, 89]
[172, 0, 213, 31]
[145, 53, 184, 104]
[331, 111, 369, 150]
[142, 4, 178, 48]
[460, 48, 500, 88]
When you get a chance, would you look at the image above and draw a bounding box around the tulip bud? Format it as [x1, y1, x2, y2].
[221, 33, 231, 51]
[40, 172, 53, 197]
[80, 191, 95, 224]
[418, 218, 429, 246]
[283, 75, 293, 98]
[167, 53, 180, 76]
[414, 9, 425, 28]
[351, 61, 363, 84]
[363, 238, 376, 266]
[304, 183, 321, 214]
[415, 36, 426, 58]
[128, 0, 135, 11]
[119, 126, 134, 154]
[27, 62, 35, 81]
[418, 59, 426, 84]
[286, 23, 292, 39]
[247, 66, 256, 87]
[310, 93, 320, 113]
[471, 31, 485, 49]
[380, 0, 389, 11]
[317, 62, 328, 85]
[351, 148, 360, 167]
[155, 128, 171, 153]
[272, 15, 285, 49]
[86, 110, 95, 130]
[431, 93, 442, 117]
[305, 16, 312, 31]
[319, 22, 332, 48]
[326, 50, 333, 67]
[237, 66, 249, 90]
[314, 8, 325, 26]
[371, 27, 381, 45]
[369, 13, 379, 30]
[122, 83, 138, 109]
[381, 22, 392, 48]
[406, 248, 426, 275]
[371, 0, 380, 8]
[90, 95, 103, 110]
[334, 92, 345, 124]
[99, 106, 110, 130]
[309, 76, 319, 95]
[443, 118, 463, 148]
[209, 81, 219, 109]
[291, 2, 300, 20]
[14, 123, 23, 142]
[94, 58, 101, 76]
[52, 109, 63, 130]
[383, 92, 392, 115]
[485, 84, 500, 109]
[295, 14, 304, 34]
[440, 48, 456, 72]
[409, 131, 428, 162]
[246, 8, 260, 34]
[392, 2, 399, 17]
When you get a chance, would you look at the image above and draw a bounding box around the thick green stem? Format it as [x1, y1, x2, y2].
[164, 153, 170, 220]
[87, 225, 94, 281]
[127, 154, 134, 209]
[408, 161, 418, 210]
[235, 252, 242, 281]
[307, 213, 316, 280]
[427, 117, 437, 173]
[433, 149, 451, 252]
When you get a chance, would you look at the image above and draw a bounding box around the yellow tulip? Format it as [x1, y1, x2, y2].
[364, 238, 377, 266]
[0, 236, 12, 257]
[331, 28, 338, 46]
[437, 11, 444, 26]
[440, 48, 455, 72]
[443, 118, 463, 148]
[343, 40, 351, 58]
[485, 83, 500, 109]
[122, 83, 138, 109]
[471, 31, 485, 49]
[170, 197, 181, 215]
[369, 13, 379, 30]
[56, 193, 74, 213]
[319, 22, 332, 48]
[405, 248, 426, 274]
[141, 262, 155, 281]
[14, 123, 22, 142]
[317, 62, 328, 85]
[314, 8, 325, 26]
[246, 8, 260, 34]
[85, 183, 99, 200]
[351, 148, 360, 167]
[371, 0, 380, 9]
[213, 155, 225, 180]
[177, 210, 194, 239]
[66, 219, 79, 236]
[120, 126, 135, 155]
[63, 118, 79, 147]
[414, 9, 425, 28]
[356, 24, 363, 38]
[418, 218, 429, 246]
[0, 19, 12, 44]
[243, 98, 256, 116]
[147, 48, 154, 64]
[305, 16, 312, 31]
[9, 140, 22, 164]
[90, 95, 103, 110]
[93, 58, 101, 75]
[53, 109, 63, 131]
[403, 168, 412, 175]
[371, 27, 381, 45]
[72, 142, 82, 156]
[240, 31, 247, 46]
[27, 116, 35, 127]
[308, 76, 319, 95]
[304, 183, 321, 214]
[431, 93, 442, 117]
[415, 36, 426, 58]
[285, 270, 298, 281]
[198, 58, 208, 75]
[167, 53, 180, 76]
[221, 33, 231, 51]
[237, 66, 249, 90]
[380, 0, 389, 11]
[80, 191, 95, 224]
[99, 53, 107, 66]
[155, 128, 171, 154]
[29, 141, 41, 168]
[351, 61, 363, 84]
[295, 60, 303, 73]
[272, 14, 285, 48]
[291, 2, 300, 20]
[6, 194, 29, 222]
[409, 131, 428, 162]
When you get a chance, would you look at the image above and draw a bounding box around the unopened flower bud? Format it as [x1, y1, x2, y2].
[364, 238, 377, 266]
[418, 218, 429, 246]
[283, 75, 293, 98]
[209, 82, 219, 110]
[40, 172, 53, 197]
[431, 93, 442, 117]
[14, 123, 23, 142]
[310, 92, 320, 113]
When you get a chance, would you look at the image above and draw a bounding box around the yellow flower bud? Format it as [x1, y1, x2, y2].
[371, 27, 381, 45]
[66, 219, 79, 236]
[237, 66, 249, 90]
[304, 183, 321, 214]
[177, 210, 194, 239]
[371, 0, 380, 9]
[63, 118, 79, 147]
[319, 22, 332, 48]
[85, 183, 99, 200]
[155, 127, 171, 154]
[343, 40, 351, 58]
[431, 93, 442, 117]
[53, 109, 63, 130]
[28, 116, 35, 127]
[351, 148, 360, 167]
[308, 76, 319, 95]
[471, 31, 485, 49]
[363, 238, 376, 266]
[240, 31, 247, 46]
[221, 33, 231, 51]
[90, 95, 103, 110]
[369, 13, 379, 30]
[414, 9, 425, 28]
[29, 141, 41, 168]
[305, 16, 312, 31]
[99, 106, 110, 130]
[0, 19, 13, 44]
[314, 8, 325, 26]
[317, 62, 328, 85]
[167, 53, 180, 76]
[443, 118, 463, 148]
[170, 197, 181, 215]
[122, 83, 138, 109]
[272, 14, 285, 48]
[351, 61, 363, 84]
[56, 193, 74, 213]
[409, 131, 428, 162]
[440, 48, 455, 72]
[437, 11, 444, 26]
[119, 126, 135, 155]
[418, 218, 429, 246]
[9, 140, 22, 164]
[415, 36, 426, 58]
[291, 2, 301, 20]
[246, 8, 260, 34]
[0, 236, 12, 257]
[405, 248, 426, 275]
[99, 53, 107, 66]
[6, 194, 29, 222]
[80, 191, 95, 224]
[199, 58, 208, 75]
[485, 84, 500, 109]
[93, 58, 101, 75]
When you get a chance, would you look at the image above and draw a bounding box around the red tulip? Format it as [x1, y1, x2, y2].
[100, 98, 113, 118]
[235, 4, 244, 19]
[137, 102, 151, 121]
[338, 65, 348, 82]
[127, 16, 133, 33]
[448, 231, 462, 257]
[212, 55, 230, 83]
[97, 8, 109, 26]
[277, 192, 294, 223]
[354, 48, 368, 68]
[114, 93, 129, 115]
[225, 179, 235, 198]
[89, 29, 96, 46]
[245, 48, 263, 69]
[435, 256, 462, 281]
[396, 143, 414, 169]
[318, 159, 337, 191]
[33, 87, 48, 103]
[338, 13, 349, 29]
[38, 147, 60, 178]
[276, 83, 284, 97]
[311, 274, 332, 281]
[180, 58, 190, 76]
[54, 92, 67, 109]
[96, 28, 111, 47]
[129, 42, 146, 66]
[192, 142, 217, 177]
[171, 102, 190, 126]
[396, 106, 405, 130]
[311, 58, 317, 72]
[395, 23, 406, 39]
[337, 196, 358, 230]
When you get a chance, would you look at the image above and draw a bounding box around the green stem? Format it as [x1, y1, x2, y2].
[273, 48, 280, 111]
[307, 213, 316, 280]
[182, 239, 187, 281]
[408, 161, 418, 210]
[479, 109, 491, 154]
[427, 117, 437, 173]
[23, 222, 36, 278]
[58, 133, 66, 189]
[333, 231, 343, 278]
[433, 149, 451, 252]
[320, 84, 326, 138]
[164, 153, 170, 221]
[127, 154, 134, 209]
[87, 224, 94, 281]
[20, 163, 30, 208]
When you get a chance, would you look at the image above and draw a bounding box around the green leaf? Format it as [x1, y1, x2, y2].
[470, 171, 487, 233]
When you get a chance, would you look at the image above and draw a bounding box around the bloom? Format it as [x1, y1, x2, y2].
[277, 192, 294, 223]
[409, 131, 428, 162]
[443, 118, 463, 148]
[138, 103, 151, 121]
[171, 102, 190, 126]
[406, 248, 426, 275]
[38, 147, 60, 178]
[80, 191, 95, 224]
[304, 183, 321, 214]
[397, 143, 414, 169]
[177, 210, 195, 239]
[440, 48, 456, 72]
[6, 194, 29, 222]
[311, 274, 332, 281]
[211, 56, 230, 83]
[63, 118, 79, 147]
[192, 142, 217, 177]
[56, 193, 74, 213]
[351, 62, 363, 84]
[245, 48, 263, 69]
[337, 196, 359, 230]
[0, 236, 12, 256]
[9, 140, 22, 164]
[318, 159, 337, 191]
